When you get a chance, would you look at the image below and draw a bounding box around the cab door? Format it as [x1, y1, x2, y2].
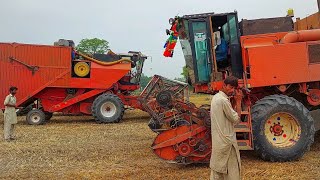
[189, 19, 212, 83]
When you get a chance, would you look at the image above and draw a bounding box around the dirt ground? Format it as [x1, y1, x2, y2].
[0, 95, 319, 180]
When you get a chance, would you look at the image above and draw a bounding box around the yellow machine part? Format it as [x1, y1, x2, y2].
[74, 62, 90, 77]
[287, 8, 294, 17]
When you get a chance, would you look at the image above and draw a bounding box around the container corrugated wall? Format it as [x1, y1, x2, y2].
[0, 43, 71, 108]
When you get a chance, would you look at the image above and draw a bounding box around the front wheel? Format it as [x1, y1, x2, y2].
[26, 109, 46, 125]
[252, 95, 315, 162]
[92, 94, 124, 123]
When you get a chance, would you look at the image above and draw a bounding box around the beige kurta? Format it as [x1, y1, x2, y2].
[210, 91, 241, 179]
[4, 94, 17, 140]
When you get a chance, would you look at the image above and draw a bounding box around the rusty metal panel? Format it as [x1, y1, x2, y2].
[0, 43, 71, 108]
[240, 17, 294, 36]
[295, 12, 320, 30]
[309, 44, 320, 63]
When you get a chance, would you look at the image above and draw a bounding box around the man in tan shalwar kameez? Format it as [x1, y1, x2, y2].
[210, 76, 242, 180]
[3, 87, 18, 141]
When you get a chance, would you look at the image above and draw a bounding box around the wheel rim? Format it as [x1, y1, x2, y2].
[264, 112, 301, 148]
[30, 113, 41, 123]
[74, 62, 90, 77]
[100, 102, 117, 118]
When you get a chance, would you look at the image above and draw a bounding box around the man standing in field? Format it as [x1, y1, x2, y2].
[3, 87, 18, 141]
[210, 76, 242, 180]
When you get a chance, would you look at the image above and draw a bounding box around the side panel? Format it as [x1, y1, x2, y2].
[241, 32, 288, 78]
[50, 62, 131, 89]
[247, 42, 310, 87]
[0, 43, 70, 108]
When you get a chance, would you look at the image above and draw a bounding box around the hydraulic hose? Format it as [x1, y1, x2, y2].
[76, 51, 132, 66]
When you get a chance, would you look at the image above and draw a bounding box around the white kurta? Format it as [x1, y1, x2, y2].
[3, 94, 17, 140]
[210, 91, 241, 179]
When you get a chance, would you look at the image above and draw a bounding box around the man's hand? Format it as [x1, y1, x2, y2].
[234, 89, 243, 103]
[4, 104, 16, 108]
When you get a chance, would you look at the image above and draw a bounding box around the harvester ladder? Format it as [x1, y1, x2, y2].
[235, 106, 253, 150]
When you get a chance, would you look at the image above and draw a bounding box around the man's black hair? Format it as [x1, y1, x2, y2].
[224, 76, 239, 87]
[9, 86, 18, 92]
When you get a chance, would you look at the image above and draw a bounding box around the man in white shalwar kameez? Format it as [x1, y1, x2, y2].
[210, 76, 242, 180]
[3, 87, 18, 141]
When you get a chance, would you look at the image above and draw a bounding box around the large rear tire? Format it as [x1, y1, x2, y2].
[252, 95, 315, 162]
[92, 94, 124, 123]
[26, 109, 46, 125]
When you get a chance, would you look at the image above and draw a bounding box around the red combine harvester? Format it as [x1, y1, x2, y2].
[146, 12, 320, 164]
[0, 40, 147, 124]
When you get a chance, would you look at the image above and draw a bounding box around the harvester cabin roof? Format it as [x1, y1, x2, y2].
[182, 12, 237, 19]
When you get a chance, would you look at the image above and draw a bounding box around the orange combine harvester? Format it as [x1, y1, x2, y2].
[148, 10, 320, 164]
[0, 40, 147, 124]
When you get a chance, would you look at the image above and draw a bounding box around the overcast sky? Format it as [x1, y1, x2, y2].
[0, 0, 318, 79]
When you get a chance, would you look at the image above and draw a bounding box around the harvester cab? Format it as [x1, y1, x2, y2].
[117, 51, 147, 86]
[178, 12, 243, 88]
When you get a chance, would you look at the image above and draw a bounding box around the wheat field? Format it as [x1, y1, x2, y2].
[0, 95, 319, 180]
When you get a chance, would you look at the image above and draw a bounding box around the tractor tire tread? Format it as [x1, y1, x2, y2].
[26, 109, 46, 125]
[92, 93, 124, 123]
[251, 94, 315, 162]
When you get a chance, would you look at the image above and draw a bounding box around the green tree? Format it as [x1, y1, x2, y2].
[181, 66, 188, 80]
[76, 38, 109, 54]
[174, 77, 186, 82]
[140, 73, 152, 90]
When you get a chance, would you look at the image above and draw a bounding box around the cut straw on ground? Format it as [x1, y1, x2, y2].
[0, 94, 319, 180]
